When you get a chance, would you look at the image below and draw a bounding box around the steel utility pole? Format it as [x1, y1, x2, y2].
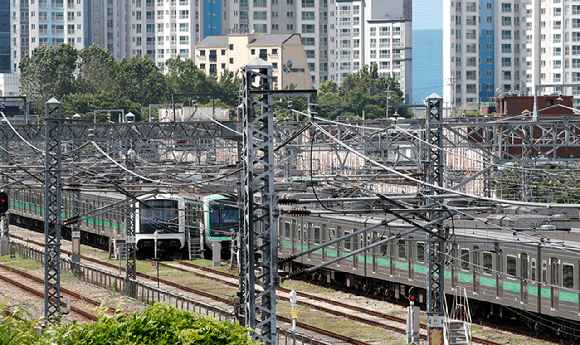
[0, 138, 10, 256]
[239, 58, 280, 344]
[44, 98, 63, 322]
[125, 146, 137, 296]
[425, 94, 447, 344]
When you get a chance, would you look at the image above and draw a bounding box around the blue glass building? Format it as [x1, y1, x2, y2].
[0, 0, 10, 73]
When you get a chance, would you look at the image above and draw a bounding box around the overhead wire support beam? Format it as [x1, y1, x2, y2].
[239, 58, 280, 345]
[44, 98, 63, 323]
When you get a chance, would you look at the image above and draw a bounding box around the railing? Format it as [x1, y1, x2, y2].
[12, 241, 331, 345]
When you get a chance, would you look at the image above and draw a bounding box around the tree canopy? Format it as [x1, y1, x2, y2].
[19, 46, 406, 122]
[316, 64, 408, 120]
[19, 44, 241, 122]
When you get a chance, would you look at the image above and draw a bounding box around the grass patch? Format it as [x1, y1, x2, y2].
[4, 257, 43, 270]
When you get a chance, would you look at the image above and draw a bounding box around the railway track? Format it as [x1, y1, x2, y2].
[0, 263, 99, 321]
[10, 233, 569, 345]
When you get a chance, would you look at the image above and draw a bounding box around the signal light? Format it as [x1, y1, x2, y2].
[408, 287, 416, 303]
[0, 192, 8, 215]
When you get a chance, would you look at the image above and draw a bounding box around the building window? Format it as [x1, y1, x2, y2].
[200, 64, 205, 69]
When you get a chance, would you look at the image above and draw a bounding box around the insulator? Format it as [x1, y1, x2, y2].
[284, 209, 311, 216]
[278, 198, 299, 205]
[286, 268, 309, 280]
[278, 254, 297, 265]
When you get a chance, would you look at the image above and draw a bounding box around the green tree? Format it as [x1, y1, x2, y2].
[119, 56, 169, 107]
[61, 91, 142, 122]
[165, 58, 212, 96]
[75, 44, 121, 95]
[19, 44, 78, 113]
[317, 64, 408, 120]
[212, 70, 242, 109]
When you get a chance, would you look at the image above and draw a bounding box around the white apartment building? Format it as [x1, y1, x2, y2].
[92, 0, 202, 67]
[11, 0, 88, 72]
[443, 0, 527, 115]
[525, 0, 580, 109]
[335, 0, 412, 103]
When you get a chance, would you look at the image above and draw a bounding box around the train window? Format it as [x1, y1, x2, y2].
[417, 243, 425, 262]
[461, 249, 470, 270]
[284, 222, 290, 238]
[542, 261, 547, 283]
[531, 259, 536, 281]
[398, 240, 405, 258]
[380, 243, 388, 256]
[563, 264, 574, 289]
[562, 264, 574, 289]
[483, 252, 493, 274]
[507, 255, 517, 277]
[329, 228, 336, 248]
[314, 227, 320, 245]
[344, 231, 351, 251]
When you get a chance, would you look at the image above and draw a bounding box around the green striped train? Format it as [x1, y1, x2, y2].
[7, 188, 239, 260]
[277, 205, 580, 339]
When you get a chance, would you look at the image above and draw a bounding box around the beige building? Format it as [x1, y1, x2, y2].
[194, 33, 313, 90]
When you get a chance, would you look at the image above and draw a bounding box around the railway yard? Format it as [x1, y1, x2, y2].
[0, 224, 567, 345]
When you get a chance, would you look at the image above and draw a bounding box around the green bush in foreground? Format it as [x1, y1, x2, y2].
[0, 302, 256, 345]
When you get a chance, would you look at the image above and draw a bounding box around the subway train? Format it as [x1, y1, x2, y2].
[7, 187, 239, 259]
[277, 195, 580, 339]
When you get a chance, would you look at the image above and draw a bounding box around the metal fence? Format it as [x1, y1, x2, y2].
[11, 241, 332, 345]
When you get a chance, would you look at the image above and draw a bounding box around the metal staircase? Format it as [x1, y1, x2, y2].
[444, 287, 472, 345]
[186, 224, 202, 259]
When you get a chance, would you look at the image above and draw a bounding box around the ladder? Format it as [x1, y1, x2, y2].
[444, 286, 473, 345]
[187, 224, 202, 260]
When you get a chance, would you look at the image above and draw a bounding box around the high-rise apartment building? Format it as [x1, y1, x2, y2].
[0, 0, 10, 73]
[335, 0, 412, 103]
[524, 0, 580, 109]
[11, 0, 88, 72]
[443, 0, 527, 115]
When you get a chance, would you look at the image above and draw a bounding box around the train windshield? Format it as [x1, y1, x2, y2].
[209, 200, 239, 236]
[139, 199, 179, 234]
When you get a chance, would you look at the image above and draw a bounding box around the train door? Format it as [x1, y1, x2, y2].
[452, 243, 458, 288]
[408, 236, 415, 280]
[353, 232, 361, 270]
[496, 249, 503, 299]
[291, 220, 297, 255]
[473, 246, 480, 293]
[322, 224, 327, 262]
[329, 227, 337, 266]
[521, 253, 528, 305]
[551, 257, 559, 310]
[460, 248, 469, 288]
[398, 240, 406, 278]
[372, 231, 378, 273]
[343, 229, 352, 268]
[307, 222, 313, 261]
[390, 238, 395, 276]
[417, 242, 425, 280]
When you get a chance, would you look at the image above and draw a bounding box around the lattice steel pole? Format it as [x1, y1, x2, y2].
[71, 139, 82, 267]
[44, 98, 63, 322]
[521, 126, 533, 202]
[125, 148, 137, 296]
[0, 138, 10, 256]
[425, 95, 446, 344]
[239, 58, 280, 344]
